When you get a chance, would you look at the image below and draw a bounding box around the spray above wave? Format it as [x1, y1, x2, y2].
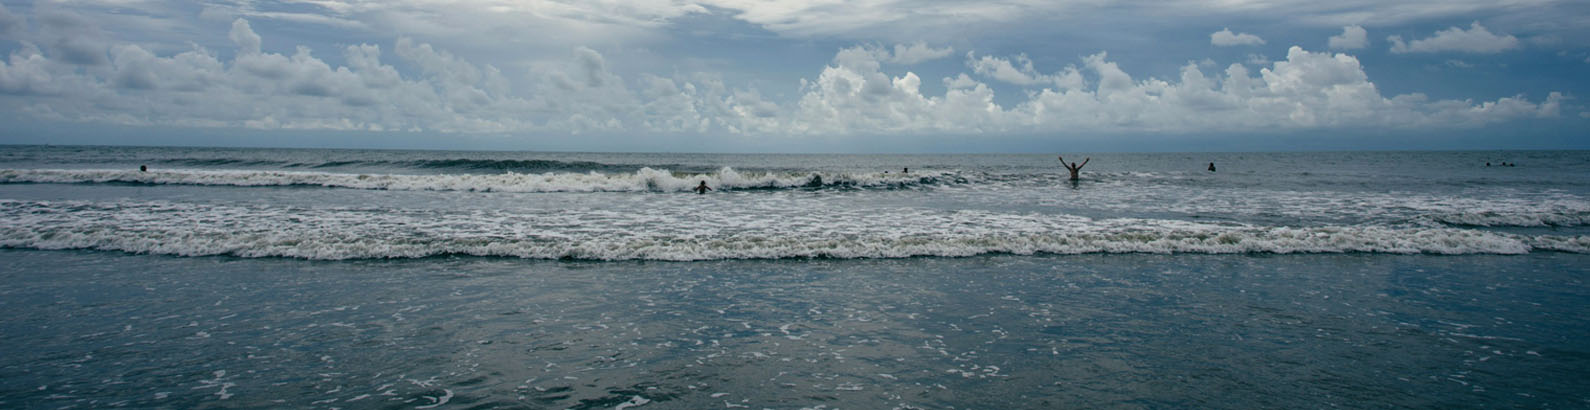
[0, 168, 967, 192]
[2, 200, 1584, 260]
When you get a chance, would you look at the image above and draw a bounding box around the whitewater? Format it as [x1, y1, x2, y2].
[1, 147, 1587, 260]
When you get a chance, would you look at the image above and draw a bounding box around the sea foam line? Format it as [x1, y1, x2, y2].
[1, 200, 1582, 260]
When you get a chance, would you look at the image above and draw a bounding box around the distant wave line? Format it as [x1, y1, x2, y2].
[0, 168, 969, 192]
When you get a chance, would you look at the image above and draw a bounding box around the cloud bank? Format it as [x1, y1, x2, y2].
[0, 9, 1569, 141]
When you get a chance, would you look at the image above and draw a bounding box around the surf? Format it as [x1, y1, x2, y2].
[0, 167, 971, 193]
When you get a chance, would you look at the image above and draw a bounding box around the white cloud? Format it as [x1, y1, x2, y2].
[1389, 22, 1519, 54]
[966, 52, 1084, 90]
[1211, 28, 1265, 47]
[1328, 25, 1368, 50]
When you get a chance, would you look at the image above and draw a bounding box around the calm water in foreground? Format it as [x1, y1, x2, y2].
[0, 146, 1586, 408]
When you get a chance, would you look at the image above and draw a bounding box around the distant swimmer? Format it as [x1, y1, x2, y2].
[1208, 162, 1216, 172]
[1486, 162, 1491, 167]
[1058, 156, 1090, 181]
[903, 167, 909, 173]
[694, 181, 711, 194]
[139, 165, 147, 172]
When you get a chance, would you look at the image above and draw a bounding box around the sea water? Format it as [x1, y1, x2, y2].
[0, 146, 1586, 408]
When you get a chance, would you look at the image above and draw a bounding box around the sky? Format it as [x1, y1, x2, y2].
[0, 0, 1586, 153]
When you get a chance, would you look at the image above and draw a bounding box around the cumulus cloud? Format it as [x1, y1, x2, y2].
[1389, 22, 1519, 54]
[790, 45, 1562, 134]
[1328, 25, 1368, 49]
[229, 19, 262, 55]
[1211, 28, 1265, 47]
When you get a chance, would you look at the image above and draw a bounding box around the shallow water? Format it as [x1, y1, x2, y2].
[3, 147, 1588, 260]
[1, 250, 1586, 408]
[2, 146, 1588, 408]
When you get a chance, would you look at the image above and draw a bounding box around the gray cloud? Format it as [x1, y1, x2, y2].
[229, 19, 261, 55]
[38, 9, 109, 65]
[886, 42, 954, 64]
[0, 3, 24, 40]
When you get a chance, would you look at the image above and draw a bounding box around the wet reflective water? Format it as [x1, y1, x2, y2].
[2, 250, 1585, 408]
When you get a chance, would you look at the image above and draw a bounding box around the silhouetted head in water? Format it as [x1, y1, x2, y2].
[139, 165, 147, 172]
[1208, 162, 1216, 172]
[903, 167, 908, 173]
[806, 174, 823, 188]
[694, 181, 711, 194]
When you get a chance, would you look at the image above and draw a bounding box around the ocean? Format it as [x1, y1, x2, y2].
[0, 145, 1586, 408]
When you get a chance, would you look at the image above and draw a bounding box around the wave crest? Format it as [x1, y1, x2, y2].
[0, 168, 966, 192]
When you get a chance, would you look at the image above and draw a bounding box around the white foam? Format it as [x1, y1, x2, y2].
[0, 199, 1580, 260]
[0, 167, 961, 193]
[1027, 184, 1590, 228]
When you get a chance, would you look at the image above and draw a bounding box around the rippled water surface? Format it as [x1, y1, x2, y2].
[2, 251, 1587, 408]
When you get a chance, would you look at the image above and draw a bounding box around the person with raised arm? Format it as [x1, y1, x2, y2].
[1059, 156, 1090, 181]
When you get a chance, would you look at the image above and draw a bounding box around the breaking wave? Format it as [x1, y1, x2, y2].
[0, 168, 968, 192]
[155, 157, 652, 173]
[1, 200, 1583, 261]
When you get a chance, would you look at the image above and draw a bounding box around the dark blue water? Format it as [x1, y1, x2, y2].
[1, 145, 1587, 408]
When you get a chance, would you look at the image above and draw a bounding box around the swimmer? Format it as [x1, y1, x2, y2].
[1058, 156, 1090, 181]
[1208, 162, 1216, 172]
[694, 181, 711, 194]
[139, 165, 147, 172]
